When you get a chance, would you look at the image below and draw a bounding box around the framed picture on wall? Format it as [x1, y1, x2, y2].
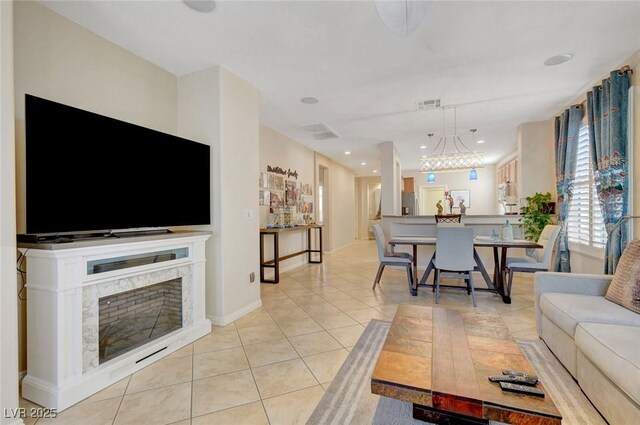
[450, 189, 471, 209]
[259, 172, 268, 189]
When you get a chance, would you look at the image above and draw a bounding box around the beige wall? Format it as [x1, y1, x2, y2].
[403, 166, 498, 215]
[1, 0, 20, 419]
[178, 67, 261, 324]
[315, 153, 356, 252]
[259, 125, 316, 272]
[13, 1, 179, 373]
[517, 120, 557, 200]
[13, 1, 178, 233]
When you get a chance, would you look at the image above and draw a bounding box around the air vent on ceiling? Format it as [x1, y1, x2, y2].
[417, 99, 441, 111]
[297, 122, 339, 140]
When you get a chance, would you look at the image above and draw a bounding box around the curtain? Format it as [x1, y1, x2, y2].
[554, 105, 584, 272]
[586, 69, 631, 274]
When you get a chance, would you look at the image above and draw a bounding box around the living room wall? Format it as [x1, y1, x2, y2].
[259, 125, 316, 273]
[12, 1, 180, 372]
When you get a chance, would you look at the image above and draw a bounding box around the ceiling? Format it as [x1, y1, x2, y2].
[41, 1, 640, 176]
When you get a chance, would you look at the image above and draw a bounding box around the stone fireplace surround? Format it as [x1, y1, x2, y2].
[19, 231, 211, 411]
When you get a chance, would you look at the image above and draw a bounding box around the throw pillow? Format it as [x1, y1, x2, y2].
[605, 239, 640, 314]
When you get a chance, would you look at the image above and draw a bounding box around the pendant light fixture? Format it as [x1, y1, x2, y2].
[419, 108, 484, 174]
[374, 0, 432, 37]
[469, 129, 479, 181]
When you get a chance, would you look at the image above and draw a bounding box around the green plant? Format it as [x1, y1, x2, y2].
[520, 192, 554, 241]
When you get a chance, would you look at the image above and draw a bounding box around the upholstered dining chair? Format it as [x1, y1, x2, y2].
[371, 224, 414, 293]
[432, 226, 477, 307]
[504, 224, 561, 296]
[435, 214, 462, 224]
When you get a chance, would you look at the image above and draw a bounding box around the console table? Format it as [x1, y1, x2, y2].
[259, 225, 323, 283]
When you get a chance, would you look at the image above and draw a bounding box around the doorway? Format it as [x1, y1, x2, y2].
[420, 185, 446, 215]
[318, 165, 330, 251]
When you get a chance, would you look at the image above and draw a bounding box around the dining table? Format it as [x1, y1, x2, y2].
[388, 236, 542, 303]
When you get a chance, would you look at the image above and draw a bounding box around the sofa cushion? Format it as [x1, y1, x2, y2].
[576, 323, 640, 404]
[605, 239, 640, 314]
[539, 292, 640, 337]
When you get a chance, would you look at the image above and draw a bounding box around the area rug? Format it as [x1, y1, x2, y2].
[306, 319, 606, 425]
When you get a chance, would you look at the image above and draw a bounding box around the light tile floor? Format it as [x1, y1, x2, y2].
[20, 240, 539, 425]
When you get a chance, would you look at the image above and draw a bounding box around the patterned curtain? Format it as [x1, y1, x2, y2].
[586, 69, 631, 274]
[554, 105, 584, 272]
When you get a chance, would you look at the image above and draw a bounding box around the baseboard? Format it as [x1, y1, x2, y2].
[324, 240, 355, 254]
[207, 298, 262, 327]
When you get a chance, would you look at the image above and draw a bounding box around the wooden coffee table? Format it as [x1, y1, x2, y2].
[371, 305, 562, 424]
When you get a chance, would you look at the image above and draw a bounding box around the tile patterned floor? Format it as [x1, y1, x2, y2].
[20, 240, 539, 425]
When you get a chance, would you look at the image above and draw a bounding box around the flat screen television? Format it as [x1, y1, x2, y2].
[25, 94, 211, 235]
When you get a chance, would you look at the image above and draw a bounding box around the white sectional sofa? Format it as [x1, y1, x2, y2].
[535, 272, 640, 425]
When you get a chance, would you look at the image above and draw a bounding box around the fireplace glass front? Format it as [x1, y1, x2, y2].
[98, 278, 182, 363]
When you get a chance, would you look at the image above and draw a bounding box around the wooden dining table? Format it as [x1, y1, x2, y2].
[388, 236, 542, 304]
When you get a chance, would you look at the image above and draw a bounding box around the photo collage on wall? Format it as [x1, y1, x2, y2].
[260, 172, 313, 215]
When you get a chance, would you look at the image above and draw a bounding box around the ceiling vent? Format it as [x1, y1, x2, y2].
[297, 123, 339, 140]
[417, 99, 441, 111]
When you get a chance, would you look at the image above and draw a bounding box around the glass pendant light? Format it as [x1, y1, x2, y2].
[469, 168, 478, 181]
[427, 172, 436, 183]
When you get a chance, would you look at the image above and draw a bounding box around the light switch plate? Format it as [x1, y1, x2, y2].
[243, 209, 254, 220]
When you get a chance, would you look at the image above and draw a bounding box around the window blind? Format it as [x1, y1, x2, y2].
[567, 126, 607, 248]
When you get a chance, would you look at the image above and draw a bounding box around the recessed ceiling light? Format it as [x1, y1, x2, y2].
[300, 97, 319, 104]
[344, 151, 351, 155]
[361, 162, 366, 166]
[183, 0, 216, 13]
[544, 54, 574, 66]
[421, 155, 427, 158]
[420, 145, 427, 149]
[373, 170, 378, 173]
[477, 140, 485, 144]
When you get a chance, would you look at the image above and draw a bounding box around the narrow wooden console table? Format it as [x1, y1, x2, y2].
[259, 224, 323, 283]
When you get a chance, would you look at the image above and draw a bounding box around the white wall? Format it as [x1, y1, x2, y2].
[1, 1, 20, 422]
[355, 176, 381, 239]
[178, 67, 261, 325]
[403, 166, 498, 215]
[259, 125, 316, 272]
[380, 141, 402, 215]
[517, 120, 557, 200]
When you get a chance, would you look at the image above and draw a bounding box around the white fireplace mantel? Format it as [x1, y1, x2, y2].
[20, 231, 212, 411]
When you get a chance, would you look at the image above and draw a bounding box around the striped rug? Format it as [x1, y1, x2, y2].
[306, 320, 605, 425]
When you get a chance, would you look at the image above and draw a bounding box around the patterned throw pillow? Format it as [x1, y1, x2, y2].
[605, 239, 640, 314]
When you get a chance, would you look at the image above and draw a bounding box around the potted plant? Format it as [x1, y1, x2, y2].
[520, 192, 554, 241]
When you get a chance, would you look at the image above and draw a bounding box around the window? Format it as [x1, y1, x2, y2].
[567, 125, 607, 249]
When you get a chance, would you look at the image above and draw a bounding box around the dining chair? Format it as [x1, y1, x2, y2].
[504, 224, 560, 296]
[435, 214, 462, 224]
[371, 224, 414, 293]
[432, 226, 477, 307]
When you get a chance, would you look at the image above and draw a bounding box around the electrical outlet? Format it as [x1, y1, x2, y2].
[249, 272, 255, 283]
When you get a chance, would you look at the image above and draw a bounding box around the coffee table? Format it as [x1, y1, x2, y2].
[371, 305, 562, 424]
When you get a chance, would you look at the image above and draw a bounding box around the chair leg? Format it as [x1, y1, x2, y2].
[405, 264, 415, 294]
[468, 272, 477, 307]
[507, 268, 515, 298]
[373, 263, 385, 289]
[432, 269, 438, 292]
[465, 278, 471, 294]
[435, 269, 441, 304]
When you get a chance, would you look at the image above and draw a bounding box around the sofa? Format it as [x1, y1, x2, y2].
[535, 272, 640, 425]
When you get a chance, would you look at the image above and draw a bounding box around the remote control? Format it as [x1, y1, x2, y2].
[502, 370, 538, 381]
[499, 382, 545, 398]
[488, 375, 538, 386]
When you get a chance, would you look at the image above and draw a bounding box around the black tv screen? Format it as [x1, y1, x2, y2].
[25, 94, 211, 235]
